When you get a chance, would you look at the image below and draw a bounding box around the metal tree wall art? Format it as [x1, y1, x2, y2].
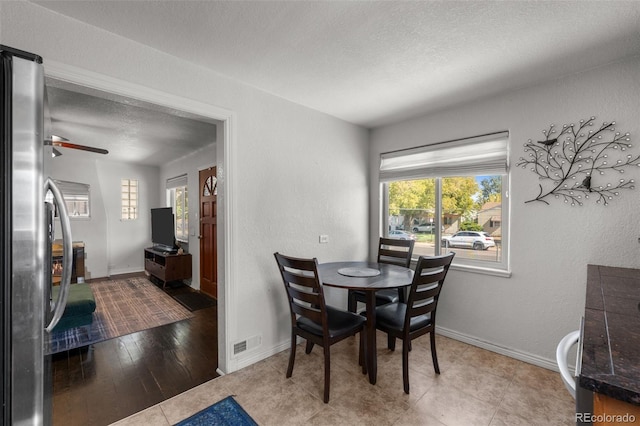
[517, 116, 639, 206]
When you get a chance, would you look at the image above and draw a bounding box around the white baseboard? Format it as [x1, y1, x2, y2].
[435, 326, 561, 372]
[108, 266, 145, 276]
[224, 329, 561, 375]
[219, 337, 296, 374]
[231, 340, 291, 372]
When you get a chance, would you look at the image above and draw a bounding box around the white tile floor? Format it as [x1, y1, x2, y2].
[112, 333, 574, 426]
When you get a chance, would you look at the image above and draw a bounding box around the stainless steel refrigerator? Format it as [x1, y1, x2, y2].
[1, 45, 73, 425]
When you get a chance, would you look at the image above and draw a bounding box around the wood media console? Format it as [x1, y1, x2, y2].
[52, 240, 85, 285]
[144, 247, 192, 288]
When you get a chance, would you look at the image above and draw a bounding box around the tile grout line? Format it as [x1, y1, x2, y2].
[486, 370, 517, 426]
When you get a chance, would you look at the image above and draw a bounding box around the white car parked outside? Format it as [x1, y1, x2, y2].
[389, 230, 416, 240]
[441, 231, 495, 250]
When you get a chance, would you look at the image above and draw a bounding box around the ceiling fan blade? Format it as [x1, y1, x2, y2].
[45, 135, 109, 155]
[51, 141, 109, 155]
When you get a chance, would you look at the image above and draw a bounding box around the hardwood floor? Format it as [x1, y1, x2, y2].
[51, 278, 218, 426]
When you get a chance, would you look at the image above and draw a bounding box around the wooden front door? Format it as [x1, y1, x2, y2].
[199, 167, 217, 298]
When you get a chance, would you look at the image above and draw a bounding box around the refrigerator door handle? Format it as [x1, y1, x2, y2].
[556, 329, 581, 399]
[44, 178, 73, 333]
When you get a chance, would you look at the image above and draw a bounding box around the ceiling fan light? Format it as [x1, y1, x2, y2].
[51, 134, 70, 142]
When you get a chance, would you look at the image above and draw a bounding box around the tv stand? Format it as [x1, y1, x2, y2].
[152, 244, 177, 254]
[144, 247, 192, 288]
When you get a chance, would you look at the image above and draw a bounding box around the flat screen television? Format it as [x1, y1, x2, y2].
[151, 207, 177, 253]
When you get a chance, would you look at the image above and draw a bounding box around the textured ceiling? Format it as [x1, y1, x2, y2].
[34, 1, 640, 129]
[46, 80, 218, 166]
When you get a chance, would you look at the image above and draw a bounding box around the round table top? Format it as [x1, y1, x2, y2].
[318, 261, 413, 291]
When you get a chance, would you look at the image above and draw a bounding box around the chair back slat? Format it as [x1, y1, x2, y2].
[378, 237, 414, 267]
[404, 253, 455, 327]
[413, 270, 447, 300]
[287, 284, 321, 305]
[274, 252, 328, 330]
[414, 285, 440, 302]
[291, 303, 323, 323]
[411, 302, 435, 317]
[282, 269, 319, 290]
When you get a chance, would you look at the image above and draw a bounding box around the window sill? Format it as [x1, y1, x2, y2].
[409, 257, 510, 277]
[449, 263, 511, 278]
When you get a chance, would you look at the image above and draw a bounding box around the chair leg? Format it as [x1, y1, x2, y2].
[398, 286, 406, 304]
[323, 345, 331, 403]
[305, 340, 314, 354]
[402, 338, 411, 394]
[347, 290, 356, 313]
[430, 332, 440, 374]
[286, 331, 297, 378]
[388, 334, 396, 351]
[359, 330, 367, 375]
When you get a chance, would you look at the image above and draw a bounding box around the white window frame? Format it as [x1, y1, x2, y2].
[121, 179, 138, 220]
[46, 180, 91, 219]
[166, 175, 189, 243]
[380, 132, 510, 276]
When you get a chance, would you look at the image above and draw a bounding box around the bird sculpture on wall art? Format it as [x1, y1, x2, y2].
[537, 138, 557, 146]
[575, 176, 591, 192]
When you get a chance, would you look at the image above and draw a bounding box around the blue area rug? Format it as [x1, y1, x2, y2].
[174, 396, 258, 426]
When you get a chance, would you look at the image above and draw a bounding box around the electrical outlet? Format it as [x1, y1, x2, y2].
[319, 234, 329, 244]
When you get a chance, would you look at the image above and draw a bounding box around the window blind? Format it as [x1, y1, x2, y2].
[166, 174, 188, 189]
[54, 180, 90, 196]
[379, 131, 509, 181]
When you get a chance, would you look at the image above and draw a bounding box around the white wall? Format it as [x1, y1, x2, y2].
[49, 154, 108, 279]
[370, 55, 640, 367]
[94, 160, 160, 276]
[50, 153, 160, 278]
[160, 143, 218, 290]
[2, 2, 370, 372]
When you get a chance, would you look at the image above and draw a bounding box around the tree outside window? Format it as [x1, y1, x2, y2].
[166, 174, 189, 243]
[167, 185, 188, 242]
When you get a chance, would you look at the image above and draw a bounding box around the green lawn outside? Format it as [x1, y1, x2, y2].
[415, 234, 436, 243]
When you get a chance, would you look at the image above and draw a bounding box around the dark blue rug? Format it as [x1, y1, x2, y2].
[174, 396, 258, 426]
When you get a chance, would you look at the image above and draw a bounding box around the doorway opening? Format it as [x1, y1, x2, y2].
[44, 64, 234, 423]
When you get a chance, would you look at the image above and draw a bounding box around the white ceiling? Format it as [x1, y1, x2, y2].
[34, 1, 640, 163]
[46, 80, 218, 166]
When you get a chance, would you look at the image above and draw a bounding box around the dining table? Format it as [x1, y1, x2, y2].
[318, 261, 414, 385]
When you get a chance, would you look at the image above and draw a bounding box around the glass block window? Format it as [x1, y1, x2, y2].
[121, 179, 138, 220]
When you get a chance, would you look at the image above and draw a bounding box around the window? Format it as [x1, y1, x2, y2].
[380, 132, 509, 273]
[45, 180, 90, 218]
[166, 175, 188, 242]
[121, 179, 138, 220]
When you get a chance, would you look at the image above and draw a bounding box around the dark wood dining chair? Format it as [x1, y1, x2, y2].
[347, 237, 415, 313]
[374, 252, 455, 394]
[274, 252, 366, 403]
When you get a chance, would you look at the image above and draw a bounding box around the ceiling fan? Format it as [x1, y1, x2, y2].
[45, 134, 109, 156]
